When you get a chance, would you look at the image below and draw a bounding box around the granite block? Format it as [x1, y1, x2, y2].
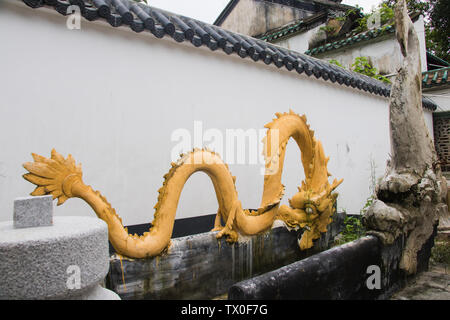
[13, 195, 53, 229]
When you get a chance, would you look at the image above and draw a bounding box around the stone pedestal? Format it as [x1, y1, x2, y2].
[0, 195, 120, 300]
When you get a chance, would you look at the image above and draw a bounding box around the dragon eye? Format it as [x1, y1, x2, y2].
[304, 203, 317, 216]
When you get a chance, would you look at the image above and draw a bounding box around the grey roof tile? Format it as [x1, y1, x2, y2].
[19, 0, 437, 111]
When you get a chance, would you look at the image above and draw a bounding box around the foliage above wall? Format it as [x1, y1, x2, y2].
[328, 57, 391, 85]
[352, 3, 395, 35]
[351, 57, 391, 84]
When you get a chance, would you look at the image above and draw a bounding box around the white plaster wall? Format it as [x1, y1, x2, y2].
[424, 88, 450, 112]
[277, 24, 325, 53]
[414, 15, 428, 72]
[424, 109, 435, 141]
[0, 0, 433, 225]
[318, 36, 402, 75]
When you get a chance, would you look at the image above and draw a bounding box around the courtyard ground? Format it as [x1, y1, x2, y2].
[391, 215, 450, 300]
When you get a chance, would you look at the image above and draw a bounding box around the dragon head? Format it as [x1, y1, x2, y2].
[277, 139, 343, 250]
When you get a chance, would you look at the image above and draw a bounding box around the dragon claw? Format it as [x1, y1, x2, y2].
[216, 227, 238, 243]
[210, 226, 224, 232]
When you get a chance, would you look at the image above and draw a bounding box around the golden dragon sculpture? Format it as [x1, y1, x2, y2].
[22, 111, 342, 258]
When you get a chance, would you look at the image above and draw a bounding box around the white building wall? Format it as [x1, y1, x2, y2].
[220, 0, 312, 37]
[0, 0, 434, 225]
[424, 88, 450, 112]
[310, 17, 428, 75]
[317, 37, 403, 76]
[277, 24, 325, 54]
[415, 15, 428, 72]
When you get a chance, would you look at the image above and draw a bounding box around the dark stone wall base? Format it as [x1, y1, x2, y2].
[229, 224, 438, 300]
[105, 212, 345, 300]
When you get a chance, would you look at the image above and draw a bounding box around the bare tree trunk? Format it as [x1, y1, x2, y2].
[362, 0, 448, 275]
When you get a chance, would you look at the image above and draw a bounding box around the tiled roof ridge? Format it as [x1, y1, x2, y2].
[19, 0, 436, 111]
[256, 11, 327, 42]
[305, 12, 421, 56]
[305, 24, 395, 56]
[213, 0, 239, 26]
[426, 51, 450, 68]
[422, 67, 450, 89]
